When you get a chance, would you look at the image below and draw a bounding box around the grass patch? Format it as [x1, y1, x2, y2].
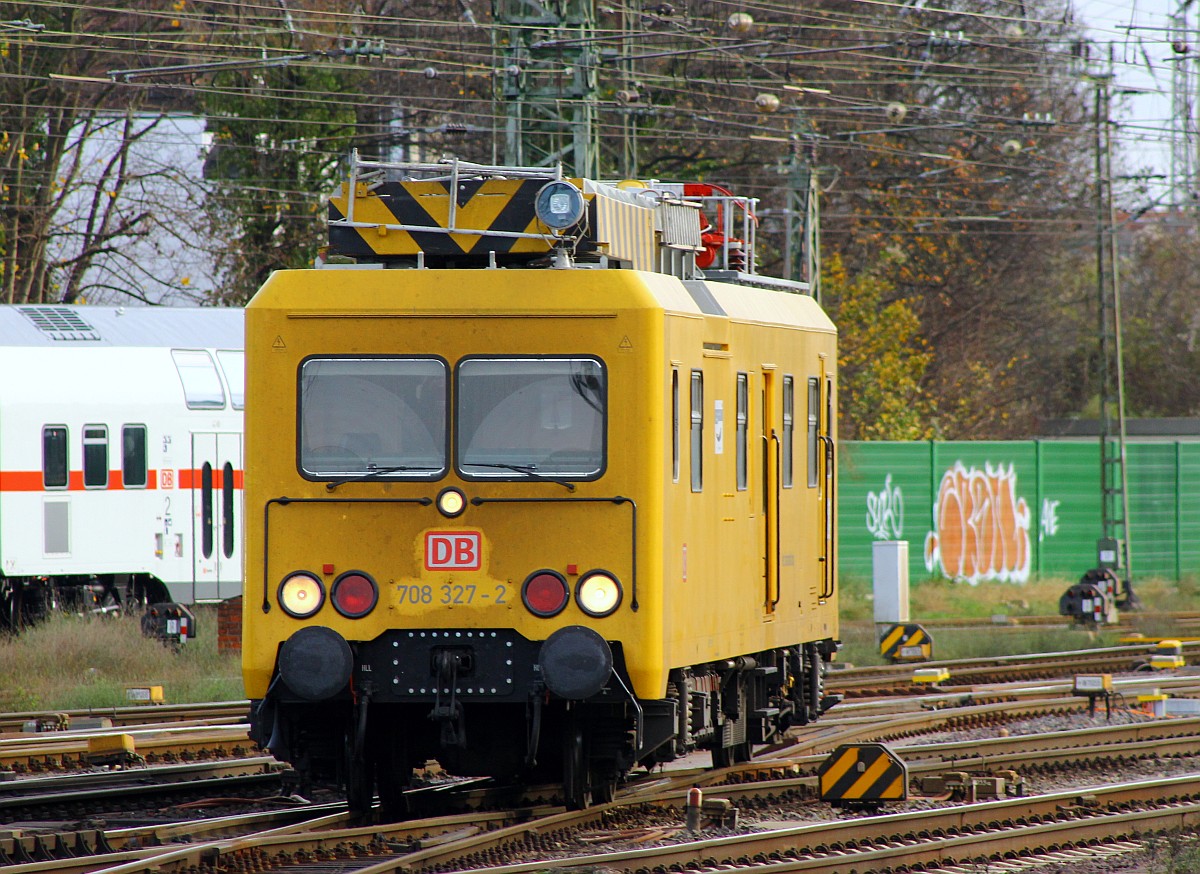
[835, 574, 1200, 666]
[0, 607, 243, 712]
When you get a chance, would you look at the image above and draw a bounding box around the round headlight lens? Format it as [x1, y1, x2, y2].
[437, 486, 466, 518]
[279, 572, 324, 618]
[534, 180, 586, 229]
[331, 571, 378, 618]
[522, 570, 570, 617]
[576, 571, 622, 618]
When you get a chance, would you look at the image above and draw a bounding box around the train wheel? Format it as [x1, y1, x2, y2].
[711, 735, 752, 768]
[0, 581, 16, 632]
[345, 751, 373, 813]
[345, 698, 373, 815]
[563, 723, 592, 810]
[375, 734, 412, 822]
[591, 768, 618, 805]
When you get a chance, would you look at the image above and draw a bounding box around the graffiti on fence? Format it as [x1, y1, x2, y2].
[1040, 498, 1060, 540]
[866, 474, 904, 540]
[924, 461, 1032, 584]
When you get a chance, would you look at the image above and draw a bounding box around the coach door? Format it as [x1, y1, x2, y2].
[191, 433, 243, 601]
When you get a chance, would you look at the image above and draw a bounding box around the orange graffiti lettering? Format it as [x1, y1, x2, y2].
[923, 461, 1031, 584]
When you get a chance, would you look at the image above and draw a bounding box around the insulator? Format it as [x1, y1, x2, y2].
[727, 12, 754, 32]
[755, 93, 780, 113]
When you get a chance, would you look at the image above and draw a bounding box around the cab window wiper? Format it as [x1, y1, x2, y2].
[325, 464, 439, 492]
[461, 462, 575, 492]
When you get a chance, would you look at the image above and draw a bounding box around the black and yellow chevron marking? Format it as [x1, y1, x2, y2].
[818, 743, 907, 804]
[328, 178, 562, 258]
[879, 622, 932, 662]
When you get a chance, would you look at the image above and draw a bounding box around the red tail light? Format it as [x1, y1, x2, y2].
[522, 570, 570, 617]
[331, 571, 378, 618]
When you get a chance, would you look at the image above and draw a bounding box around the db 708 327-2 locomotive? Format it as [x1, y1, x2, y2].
[0, 305, 244, 630]
[242, 154, 840, 813]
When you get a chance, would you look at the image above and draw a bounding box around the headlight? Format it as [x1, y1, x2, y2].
[278, 572, 324, 618]
[534, 180, 585, 229]
[331, 571, 378, 618]
[522, 569, 570, 618]
[437, 486, 466, 518]
[576, 570, 622, 618]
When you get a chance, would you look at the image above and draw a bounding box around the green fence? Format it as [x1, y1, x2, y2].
[838, 440, 1200, 583]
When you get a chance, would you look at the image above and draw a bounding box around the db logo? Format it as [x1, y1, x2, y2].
[425, 531, 482, 570]
[160, 469, 175, 489]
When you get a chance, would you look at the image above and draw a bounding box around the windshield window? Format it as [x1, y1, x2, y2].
[299, 357, 447, 478]
[457, 357, 605, 478]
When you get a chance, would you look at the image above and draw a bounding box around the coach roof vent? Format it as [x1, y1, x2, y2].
[18, 306, 101, 342]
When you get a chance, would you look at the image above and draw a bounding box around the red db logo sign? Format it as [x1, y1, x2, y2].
[425, 531, 482, 570]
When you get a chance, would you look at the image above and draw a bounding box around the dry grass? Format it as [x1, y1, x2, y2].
[6, 574, 1199, 708]
[0, 607, 243, 712]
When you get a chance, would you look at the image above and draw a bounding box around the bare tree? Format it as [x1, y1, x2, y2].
[0, 4, 211, 304]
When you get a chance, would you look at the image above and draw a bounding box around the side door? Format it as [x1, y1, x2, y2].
[191, 432, 243, 600]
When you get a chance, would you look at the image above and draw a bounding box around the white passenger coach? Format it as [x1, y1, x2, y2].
[0, 305, 244, 629]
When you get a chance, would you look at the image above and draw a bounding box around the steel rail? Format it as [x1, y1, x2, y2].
[360, 775, 1200, 874]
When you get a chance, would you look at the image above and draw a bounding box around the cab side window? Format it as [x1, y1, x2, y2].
[690, 370, 703, 492]
[735, 373, 748, 491]
[671, 369, 680, 483]
[782, 376, 794, 488]
[807, 377, 819, 488]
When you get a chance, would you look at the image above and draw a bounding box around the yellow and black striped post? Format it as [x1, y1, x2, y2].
[817, 743, 907, 808]
[879, 622, 932, 663]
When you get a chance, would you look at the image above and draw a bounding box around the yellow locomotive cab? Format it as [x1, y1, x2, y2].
[242, 155, 840, 813]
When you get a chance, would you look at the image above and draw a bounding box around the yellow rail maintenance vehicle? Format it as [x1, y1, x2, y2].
[242, 154, 840, 814]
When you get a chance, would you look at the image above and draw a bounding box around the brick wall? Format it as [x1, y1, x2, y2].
[217, 596, 242, 655]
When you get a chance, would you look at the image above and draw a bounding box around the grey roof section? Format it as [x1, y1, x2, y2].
[0, 305, 243, 348]
[682, 280, 727, 316]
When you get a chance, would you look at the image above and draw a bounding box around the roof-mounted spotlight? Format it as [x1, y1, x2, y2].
[534, 180, 586, 230]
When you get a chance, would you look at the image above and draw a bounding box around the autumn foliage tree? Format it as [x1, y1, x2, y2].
[823, 253, 935, 440]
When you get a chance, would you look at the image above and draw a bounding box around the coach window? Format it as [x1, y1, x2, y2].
[122, 425, 148, 488]
[43, 426, 68, 489]
[222, 461, 235, 558]
[201, 462, 214, 558]
[782, 377, 795, 488]
[457, 357, 605, 479]
[672, 370, 680, 483]
[83, 426, 109, 489]
[690, 370, 703, 492]
[172, 350, 226, 410]
[299, 357, 447, 480]
[735, 373, 748, 491]
[216, 350, 245, 410]
[807, 378, 820, 489]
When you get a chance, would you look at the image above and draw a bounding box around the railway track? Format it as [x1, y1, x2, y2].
[41, 772, 1199, 874]
[2, 651, 1199, 872]
[827, 640, 1200, 695]
[0, 701, 249, 735]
